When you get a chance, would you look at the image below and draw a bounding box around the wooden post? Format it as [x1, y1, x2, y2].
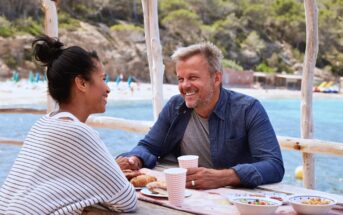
[301, 0, 318, 189]
[141, 0, 164, 120]
[41, 0, 58, 112]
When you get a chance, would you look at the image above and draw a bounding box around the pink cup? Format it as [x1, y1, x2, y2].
[177, 155, 199, 169]
[164, 168, 187, 206]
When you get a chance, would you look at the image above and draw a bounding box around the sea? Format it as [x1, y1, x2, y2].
[0, 98, 342, 195]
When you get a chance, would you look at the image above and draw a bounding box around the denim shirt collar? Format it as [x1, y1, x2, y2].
[211, 87, 228, 120]
[174, 87, 229, 120]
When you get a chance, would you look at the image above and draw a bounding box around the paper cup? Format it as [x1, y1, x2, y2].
[164, 168, 187, 206]
[177, 155, 199, 169]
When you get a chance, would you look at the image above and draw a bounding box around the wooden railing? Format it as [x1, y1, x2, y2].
[1, 108, 343, 158]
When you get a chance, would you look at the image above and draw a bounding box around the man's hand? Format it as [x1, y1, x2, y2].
[116, 156, 142, 170]
[185, 167, 240, 189]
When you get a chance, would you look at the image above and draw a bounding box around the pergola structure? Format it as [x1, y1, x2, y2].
[2, 0, 342, 191]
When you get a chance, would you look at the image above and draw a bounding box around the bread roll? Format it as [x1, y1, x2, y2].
[123, 169, 143, 181]
[146, 181, 168, 195]
[130, 175, 157, 187]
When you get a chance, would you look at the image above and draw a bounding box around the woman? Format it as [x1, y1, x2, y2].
[0, 35, 137, 214]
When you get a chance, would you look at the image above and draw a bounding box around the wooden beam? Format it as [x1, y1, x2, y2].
[141, 0, 164, 121]
[86, 116, 153, 134]
[41, 0, 58, 113]
[301, 0, 319, 189]
[0, 108, 46, 114]
[0, 138, 23, 146]
[2, 134, 343, 158]
[278, 136, 343, 157]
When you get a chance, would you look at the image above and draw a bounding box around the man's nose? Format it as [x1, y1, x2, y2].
[181, 79, 191, 88]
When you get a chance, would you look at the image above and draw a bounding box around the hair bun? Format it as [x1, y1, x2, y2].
[32, 35, 64, 66]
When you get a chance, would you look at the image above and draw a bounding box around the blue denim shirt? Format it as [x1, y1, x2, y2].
[121, 88, 284, 187]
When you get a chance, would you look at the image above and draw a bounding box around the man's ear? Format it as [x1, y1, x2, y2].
[214, 71, 222, 87]
[74, 76, 88, 92]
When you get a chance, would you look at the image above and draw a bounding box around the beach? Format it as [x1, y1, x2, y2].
[1, 80, 342, 106]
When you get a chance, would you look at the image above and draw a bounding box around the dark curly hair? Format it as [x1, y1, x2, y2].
[32, 35, 99, 104]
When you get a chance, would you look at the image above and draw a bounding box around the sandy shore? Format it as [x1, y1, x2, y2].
[0, 80, 342, 106]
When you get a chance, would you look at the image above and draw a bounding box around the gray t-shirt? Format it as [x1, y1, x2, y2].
[180, 110, 213, 168]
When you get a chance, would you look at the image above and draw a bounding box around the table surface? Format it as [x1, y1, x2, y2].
[83, 163, 343, 215]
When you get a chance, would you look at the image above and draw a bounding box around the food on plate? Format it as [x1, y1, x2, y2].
[146, 181, 168, 196]
[269, 196, 284, 202]
[130, 175, 157, 187]
[237, 198, 278, 206]
[123, 169, 143, 181]
[301, 197, 331, 205]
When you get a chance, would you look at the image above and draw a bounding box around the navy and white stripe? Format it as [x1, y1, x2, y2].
[0, 112, 137, 215]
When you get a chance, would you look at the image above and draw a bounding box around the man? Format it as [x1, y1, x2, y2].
[117, 42, 284, 189]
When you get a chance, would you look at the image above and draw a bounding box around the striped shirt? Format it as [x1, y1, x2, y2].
[0, 112, 137, 215]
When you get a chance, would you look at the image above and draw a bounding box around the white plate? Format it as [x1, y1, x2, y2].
[227, 192, 289, 205]
[134, 186, 145, 190]
[140, 187, 192, 198]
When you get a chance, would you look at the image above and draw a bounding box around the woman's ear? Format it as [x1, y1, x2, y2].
[74, 76, 88, 92]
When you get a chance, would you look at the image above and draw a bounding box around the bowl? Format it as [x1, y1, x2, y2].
[231, 197, 282, 215]
[289, 195, 336, 215]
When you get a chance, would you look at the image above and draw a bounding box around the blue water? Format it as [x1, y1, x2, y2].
[0, 99, 342, 195]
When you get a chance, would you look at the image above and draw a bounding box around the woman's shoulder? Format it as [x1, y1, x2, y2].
[36, 114, 100, 144]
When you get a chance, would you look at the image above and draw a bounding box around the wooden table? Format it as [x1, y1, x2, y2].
[83, 164, 343, 215]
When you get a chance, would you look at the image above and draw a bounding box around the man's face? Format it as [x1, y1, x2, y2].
[176, 54, 221, 117]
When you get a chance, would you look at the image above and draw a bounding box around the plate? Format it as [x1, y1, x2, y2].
[134, 186, 145, 190]
[140, 188, 192, 198]
[289, 195, 336, 215]
[227, 192, 290, 205]
[231, 197, 282, 215]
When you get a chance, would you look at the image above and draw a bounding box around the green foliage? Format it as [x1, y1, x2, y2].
[159, 0, 188, 18]
[241, 1, 272, 27]
[0, 27, 12, 37]
[272, 0, 304, 22]
[12, 17, 42, 36]
[110, 24, 143, 32]
[0, 16, 13, 37]
[0, 16, 42, 37]
[161, 9, 202, 43]
[0, 0, 342, 79]
[162, 9, 200, 25]
[256, 62, 277, 74]
[187, 0, 235, 24]
[270, 0, 305, 44]
[241, 31, 265, 54]
[59, 12, 80, 30]
[222, 59, 243, 71]
[3, 54, 16, 68]
[324, 50, 343, 76]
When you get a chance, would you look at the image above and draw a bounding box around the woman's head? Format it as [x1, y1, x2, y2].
[32, 35, 110, 114]
[32, 35, 101, 103]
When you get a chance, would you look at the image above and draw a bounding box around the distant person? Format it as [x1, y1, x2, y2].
[35, 72, 41, 82]
[105, 73, 110, 84]
[115, 75, 121, 86]
[0, 35, 137, 214]
[117, 42, 284, 189]
[127, 75, 133, 87]
[11, 70, 20, 82]
[28, 71, 34, 83]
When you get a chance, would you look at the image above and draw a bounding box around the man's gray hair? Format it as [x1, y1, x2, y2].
[171, 42, 223, 74]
